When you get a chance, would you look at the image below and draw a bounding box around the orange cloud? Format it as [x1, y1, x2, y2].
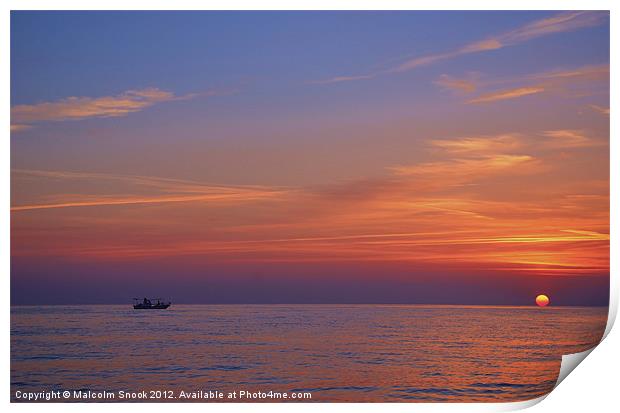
[458, 39, 504, 54]
[467, 86, 545, 104]
[12, 88, 175, 123]
[429, 130, 604, 157]
[390, 52, 456, 73]
[430, 135, 523, 154]
[9, 87, 229, 131]
[440, 64, 609, 105]
[389, 155, 540, 182]
[542, 130, 602, 148]
[532, 64, 609, 82]
[588, 104, 610, 115]
[434, 74, 479, 93]
[10, 124, 33, 132]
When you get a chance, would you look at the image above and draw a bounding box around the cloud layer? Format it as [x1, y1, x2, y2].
[11, 125, 609, 276]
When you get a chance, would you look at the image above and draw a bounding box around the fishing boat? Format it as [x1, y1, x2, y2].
[133, 297, 171, 309]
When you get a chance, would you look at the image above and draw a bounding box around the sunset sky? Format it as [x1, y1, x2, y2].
[11, 11, 609, 305]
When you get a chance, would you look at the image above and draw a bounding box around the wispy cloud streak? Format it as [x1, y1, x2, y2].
[392, 11, 606, 73]
[433, 74, 479, 93]
[430, 135, 523, 154]
[11, 193, 280, 212]
[308, 75, 374, 85]
[439, 64, 609, 104]
[312, 11, 607, 84]
[542, 130, 603, 148]
[11, 169, 287, 212]
[389, 155, 539, 178]
[588, 104, 610, 115]
[467, 86, 545, 104]
[10, 87, 229, 131]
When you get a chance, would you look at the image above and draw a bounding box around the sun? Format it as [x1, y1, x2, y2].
[535, 294, 550, 307]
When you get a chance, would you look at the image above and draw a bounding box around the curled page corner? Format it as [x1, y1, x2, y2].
[496, 394, 548, 411]
[552, 301, 618, 388]
[499, 347, 599, 412]
[603, 296, 617, 340]
[555, 347, 596, 388]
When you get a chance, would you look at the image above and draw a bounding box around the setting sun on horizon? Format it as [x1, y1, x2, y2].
[536, 294, 551, 307]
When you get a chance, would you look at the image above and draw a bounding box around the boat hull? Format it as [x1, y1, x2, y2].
[133, 304, 170, 309]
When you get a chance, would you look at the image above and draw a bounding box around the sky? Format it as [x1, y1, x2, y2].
[10, 11, 610, 305]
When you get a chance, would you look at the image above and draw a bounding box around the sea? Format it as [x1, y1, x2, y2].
[11, 305, 607, 402]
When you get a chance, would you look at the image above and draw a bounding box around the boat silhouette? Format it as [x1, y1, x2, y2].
[133, 297, 171, 309]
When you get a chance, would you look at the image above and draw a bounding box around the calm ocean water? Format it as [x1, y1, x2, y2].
[11, 305, 607, 402]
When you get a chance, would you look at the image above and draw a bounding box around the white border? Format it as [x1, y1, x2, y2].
[3, 1, 617, 412]
[1, 0, 617, 10]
